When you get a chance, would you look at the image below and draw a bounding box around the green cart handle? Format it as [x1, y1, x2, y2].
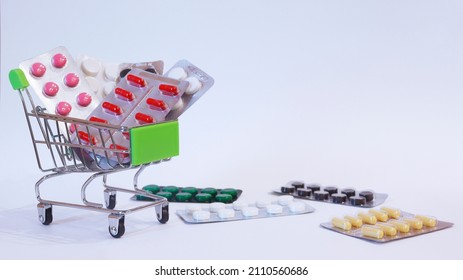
[9, 69, 29, 90]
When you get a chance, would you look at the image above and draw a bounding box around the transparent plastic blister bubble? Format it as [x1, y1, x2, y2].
[274, 180, 388, 208]
[320, 207, 453, 243]
[164, 60, 215, 120]
[132, 185, 243, 203]
[119, 60, 164, 77]
[19, 46, 99, 121]
[176, 195, 316, 224]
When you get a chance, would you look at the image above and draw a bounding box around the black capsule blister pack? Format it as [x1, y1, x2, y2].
[274, 180, 388, 208]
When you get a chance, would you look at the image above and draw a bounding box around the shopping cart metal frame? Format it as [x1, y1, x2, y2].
[9, 69, 179, 238]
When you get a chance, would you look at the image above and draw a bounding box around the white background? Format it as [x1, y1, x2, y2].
[1, 0, 462, 259]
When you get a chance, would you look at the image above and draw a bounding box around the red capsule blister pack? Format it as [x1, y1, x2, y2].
[164, 60, 215, 120]
[19, 46, 99, 121]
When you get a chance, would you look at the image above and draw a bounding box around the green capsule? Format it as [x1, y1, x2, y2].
[219, 188, 238, 199]
[162, 186, 179, 195]
[215, 194, 233, 203]
[201, 188, 218, 197]
[181, 187, 199, 196]
[156, 191, 174, 201]
[175, 192, 193, 202]
[142, 184, 160, 194]
[135, 194, 153, 201]
[195, 193, 212, 203]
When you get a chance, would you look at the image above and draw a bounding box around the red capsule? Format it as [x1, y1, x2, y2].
[135, 112, 154, 124]
[110, 144, 129, 158]
[115, 87, 134, 101]
[78, 131, 96, 145]
[102, 102, 122, 115]
[89, 116, 108, 124]
[122, 132, 130, 139]
[127, 74, 146, 87]
[146, 98, 167, 110]
[159, 84, 178, 96]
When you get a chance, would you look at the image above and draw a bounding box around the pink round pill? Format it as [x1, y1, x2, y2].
[76, 92, 92, 107]
[30, 62, 46, 77]
[52, 53, 67, 68]
[43, 82, 59, 97]
[56, 101, 72, 116]
[64, 73, 79, 87]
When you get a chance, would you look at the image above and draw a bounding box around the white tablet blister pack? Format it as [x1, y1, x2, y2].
[176, 195, 315, 224]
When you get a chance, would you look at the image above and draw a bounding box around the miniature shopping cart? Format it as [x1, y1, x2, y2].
[9, 69, 180, 238]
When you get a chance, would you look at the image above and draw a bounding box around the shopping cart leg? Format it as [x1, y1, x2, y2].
[108, 213, 125, 238]
[104, 189, 117, 210]
[155, 202, 169, 224]
[37, 203, 53, 225]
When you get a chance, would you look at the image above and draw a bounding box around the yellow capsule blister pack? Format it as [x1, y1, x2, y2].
[320, 207, 453, 243]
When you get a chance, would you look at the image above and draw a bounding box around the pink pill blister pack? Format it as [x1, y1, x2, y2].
[19, 46, 98, 120]
[164, 60, 215, 120]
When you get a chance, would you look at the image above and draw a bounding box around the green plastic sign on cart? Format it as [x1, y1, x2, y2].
[9, 69, 29, 90]
[130, 120, 179, 165]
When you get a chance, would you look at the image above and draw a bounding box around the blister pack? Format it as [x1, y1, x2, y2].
[320, 206, 453, 243]
[77, 56, 165, 100]
[19, 46, 99, 120]
[274, 180, 388, 208]
[176, 195, 315, 224]
[133, 185, 242, 203]
[164, 60, 215, 120]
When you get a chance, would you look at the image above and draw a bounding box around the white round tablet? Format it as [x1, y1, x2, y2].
[185, 76, 202, 95]
[266, 204, 283, 214]
[172, 99, 183, 110]
[82, 58, 101, 77]
[288, 202, 306, 213]
[209, 202, 226, 213]
[278, 195, 294, 206]
[242, 206, 259, 217]
[104, 63, 120, 81]
[192, 210, 210, 221]
[256, 200, 271, 208]
[85, 76, 100, 94]
[168, 67, 187, 80]
[185, 204, 201, 214]
[232, 201, 248, 211]
[217, 208, 235, 219]
[103, 82, 115, 96]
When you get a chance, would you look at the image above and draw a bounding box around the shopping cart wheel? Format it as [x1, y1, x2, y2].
[157, 205, 169, 224]
[104, 190, 116, 210]
[108, 214, 125, 238]
[37, 203, 53, 225]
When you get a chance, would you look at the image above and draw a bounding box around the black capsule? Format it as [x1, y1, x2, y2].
[324, 186, 338, 196]
[291, 181, 305, 189]
[281, 185, 295, 194]
[297, 188, 312, 197]
[332, 193, 347, 204]
[359, 191, 375, 202]
[341, 188, 356, 198]
[350, 195, 366, 206]
[306, 184, 321, 194]
[119, 68, 131, 78]
[314, 190, 329, 201]
[145, 67, 157, 74]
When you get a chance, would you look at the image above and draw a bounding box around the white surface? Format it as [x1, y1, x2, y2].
[1, 0, 462, 259]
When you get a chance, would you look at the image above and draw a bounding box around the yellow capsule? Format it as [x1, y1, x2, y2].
[358, 212, 377, 225]
[368, 209, 389, 222]
[415, 215, 437, 227]
[380, 206, 401, 219]
[361, 226, 384, 239]
[376, 223, 398, 236]
[344, 215, 363, 227]
[389, 220, 410, 233]
[403, 218, 423, 230]
[331, 217, 352, 231]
